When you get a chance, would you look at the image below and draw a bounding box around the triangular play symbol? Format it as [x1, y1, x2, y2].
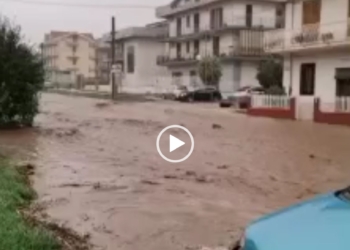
[169, 135, 185, 153]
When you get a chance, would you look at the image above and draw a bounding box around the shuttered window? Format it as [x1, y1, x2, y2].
[302, 0, 321, 25]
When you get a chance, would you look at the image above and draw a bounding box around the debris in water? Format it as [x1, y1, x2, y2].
[217, 165, 229, 170]
[95, 102, 110, 108]
[141, 180, 161, 186]
[212, 124, 223, 130]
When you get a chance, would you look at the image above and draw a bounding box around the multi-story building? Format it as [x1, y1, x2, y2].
[156, 0, 285, 94]
[96, 38, 111, 85]
[109, 22, 170, 93]
[43, 31, 98, 87]
[265, 0, 350, 120]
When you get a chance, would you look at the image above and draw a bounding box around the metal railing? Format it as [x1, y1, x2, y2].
[264, 20, 350, 52]
[251, 95, 291, 109]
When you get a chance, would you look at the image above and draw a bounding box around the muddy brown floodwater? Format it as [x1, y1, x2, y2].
[1, 93, 350, 250]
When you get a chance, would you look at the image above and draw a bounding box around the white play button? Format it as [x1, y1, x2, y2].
[156, 125, 195, 163]
[169, 135, 185, 153]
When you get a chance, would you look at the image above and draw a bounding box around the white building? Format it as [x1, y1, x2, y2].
[42, 31, 98, 87]
[156, 0, 285, 95]
[265, 0, 350, 120]
[111, 22, 171, 94]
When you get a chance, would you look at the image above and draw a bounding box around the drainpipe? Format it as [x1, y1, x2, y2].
[289, 0, 295, 96]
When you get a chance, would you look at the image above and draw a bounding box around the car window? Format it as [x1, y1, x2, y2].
[237, 86, 251, 92]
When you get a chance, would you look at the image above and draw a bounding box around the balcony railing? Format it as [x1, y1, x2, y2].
[157, 46, 264, 66]
[264, 20, 350, 53]
[168, 16, 283, 40]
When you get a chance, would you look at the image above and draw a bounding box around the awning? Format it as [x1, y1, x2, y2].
[335, 68, 350, 80]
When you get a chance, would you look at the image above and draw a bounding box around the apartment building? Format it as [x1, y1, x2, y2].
[43, 31, 98, 86]
[109, 22, 170, 93]
[96, 38, 111, 85]
[156, 0, 285, 94]
[265, 0, 350, 120]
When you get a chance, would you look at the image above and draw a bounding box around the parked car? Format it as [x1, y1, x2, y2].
[220, 93, 236, 108]
[163, 85, 188, 100]
[178, 87, 222, 102]
[232, 86, 265, 109]
[232, 186, 350, 250]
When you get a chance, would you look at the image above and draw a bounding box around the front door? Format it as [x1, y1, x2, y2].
[297, 63, 316, 120]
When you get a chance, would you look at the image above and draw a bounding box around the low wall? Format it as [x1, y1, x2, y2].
[247, 97, 296, 120]
[314, 98, 350, 126]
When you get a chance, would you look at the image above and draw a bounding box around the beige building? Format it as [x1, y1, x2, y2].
[43, 31, 98, 86]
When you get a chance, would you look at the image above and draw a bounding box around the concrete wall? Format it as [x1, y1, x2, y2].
[122, 38, 170, 93]
[285, 51, 350, 102]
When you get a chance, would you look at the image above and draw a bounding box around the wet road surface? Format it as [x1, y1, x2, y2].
[1, 93, 350, 250]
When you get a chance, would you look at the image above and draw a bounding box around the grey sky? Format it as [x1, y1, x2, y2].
[0, 0, 170, 45]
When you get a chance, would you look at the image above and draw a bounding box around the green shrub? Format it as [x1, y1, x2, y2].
[0, 17, 45, 127]
[198, 56, 222, 87]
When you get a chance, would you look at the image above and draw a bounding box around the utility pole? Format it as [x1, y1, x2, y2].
[111, 16, 116, 100]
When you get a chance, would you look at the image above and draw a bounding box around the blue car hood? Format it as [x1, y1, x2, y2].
[245, 193, 350, 250]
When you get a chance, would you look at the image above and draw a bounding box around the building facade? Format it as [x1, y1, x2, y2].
[265, 0, 350, 120]
[43, 31, 98, 87]
[156, 0, 285, 95]
[110, 22, 170, 94]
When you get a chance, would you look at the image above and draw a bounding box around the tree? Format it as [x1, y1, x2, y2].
[0, 17, 45, 127]
[256, 58, 284, 94]
[198, 56, 222, 87]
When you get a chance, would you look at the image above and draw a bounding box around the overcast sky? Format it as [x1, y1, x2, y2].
[0, 0, 170, 45]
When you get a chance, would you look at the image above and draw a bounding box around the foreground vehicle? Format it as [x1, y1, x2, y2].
[178, 87, 222, 102]
[232, 86, 265, 109]
[233, 186, 350, 250]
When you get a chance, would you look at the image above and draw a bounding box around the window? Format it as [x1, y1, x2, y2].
[336, 68, 350, 96]
[194, 13, 200, 33]
[276, 5, 285, 28]
[176, 18, 182, 36]
[176, 43, 182, 58]
[186, 42, 190, 53]
[127, 46, 135, 73]
[72, 58, 77, 65]
[210, 8, 223, 29]
[246, 5, 253, 27]
[300, 63, 315, 95]
[194, 40, 200, 55]
[186, 15, 191, 28]
[213, 36, 220, 56]
[302, 0, 321, 25]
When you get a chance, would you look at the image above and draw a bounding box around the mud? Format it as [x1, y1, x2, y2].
[1, 93, 350, 250]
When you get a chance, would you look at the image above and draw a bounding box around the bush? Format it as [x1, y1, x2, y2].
[256, 58, 283, 90]
[198, 56, 222, 87]
[266, 85, 286, 96]
[0, 17, 45, 127]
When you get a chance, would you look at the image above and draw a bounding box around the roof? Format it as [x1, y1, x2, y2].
[157, 0, 287, 18]
[104, 22, 168, 42]
[44, 31, 97, 45]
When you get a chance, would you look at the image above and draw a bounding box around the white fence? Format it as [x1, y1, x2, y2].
[336, 97, 350, 113]
[251, 95, 291, 109]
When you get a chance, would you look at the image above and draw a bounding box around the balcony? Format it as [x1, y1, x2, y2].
[157, 44, 265, 67]
[165, 16, 282, 42]
[264, 21, 350, 53]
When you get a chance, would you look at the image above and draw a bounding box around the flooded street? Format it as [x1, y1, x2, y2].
[1, 93, 350, 250]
